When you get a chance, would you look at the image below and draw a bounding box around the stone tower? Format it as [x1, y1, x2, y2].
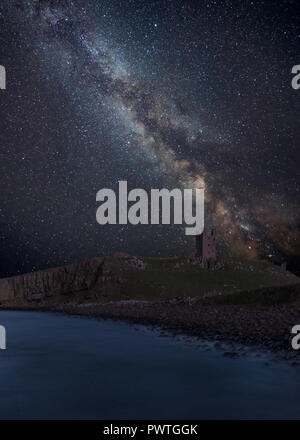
[195, 228, 216, 262]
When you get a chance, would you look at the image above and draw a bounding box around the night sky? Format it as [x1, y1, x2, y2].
[0, 0, 299, 277]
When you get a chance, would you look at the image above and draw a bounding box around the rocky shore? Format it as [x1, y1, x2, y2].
[3, 292, 300, 361]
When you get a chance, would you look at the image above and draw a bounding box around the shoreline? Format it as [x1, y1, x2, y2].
[2, 297, 300, 363]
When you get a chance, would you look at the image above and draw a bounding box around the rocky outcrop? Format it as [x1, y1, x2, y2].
[0, 258, 105, 302]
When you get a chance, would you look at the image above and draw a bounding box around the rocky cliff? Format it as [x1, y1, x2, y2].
[0, 258, 105, 302]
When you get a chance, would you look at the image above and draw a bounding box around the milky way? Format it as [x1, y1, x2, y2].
[0, 0, 299, 276]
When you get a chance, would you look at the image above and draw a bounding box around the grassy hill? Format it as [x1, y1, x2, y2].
[200, 283, 300, 307]
[1, 255, 298, 307]
[76, 255, 299, 303]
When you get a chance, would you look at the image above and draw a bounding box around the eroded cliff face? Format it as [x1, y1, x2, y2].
[0, 258, 105, 302]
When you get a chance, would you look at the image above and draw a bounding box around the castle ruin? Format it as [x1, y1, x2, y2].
[195, 228, 216, 266]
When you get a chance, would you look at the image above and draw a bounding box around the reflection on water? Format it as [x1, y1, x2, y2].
[0, 310, 299, 420]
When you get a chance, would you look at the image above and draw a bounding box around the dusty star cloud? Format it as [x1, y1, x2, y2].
[0, 0, 299, 276]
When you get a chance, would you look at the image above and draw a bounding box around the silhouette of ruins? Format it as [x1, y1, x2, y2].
[195, 228, 216, 265]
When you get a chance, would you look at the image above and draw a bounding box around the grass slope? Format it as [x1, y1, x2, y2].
[81, 256, 299, 303]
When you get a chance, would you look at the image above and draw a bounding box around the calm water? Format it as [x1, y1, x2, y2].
[0, 310, 299, 419]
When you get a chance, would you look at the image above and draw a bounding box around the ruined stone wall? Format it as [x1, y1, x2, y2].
[203, 229, 216, 261]
[195, 229, 216, 261]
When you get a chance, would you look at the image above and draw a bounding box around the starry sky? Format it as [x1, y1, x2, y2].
[0, 0, 299, 277]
